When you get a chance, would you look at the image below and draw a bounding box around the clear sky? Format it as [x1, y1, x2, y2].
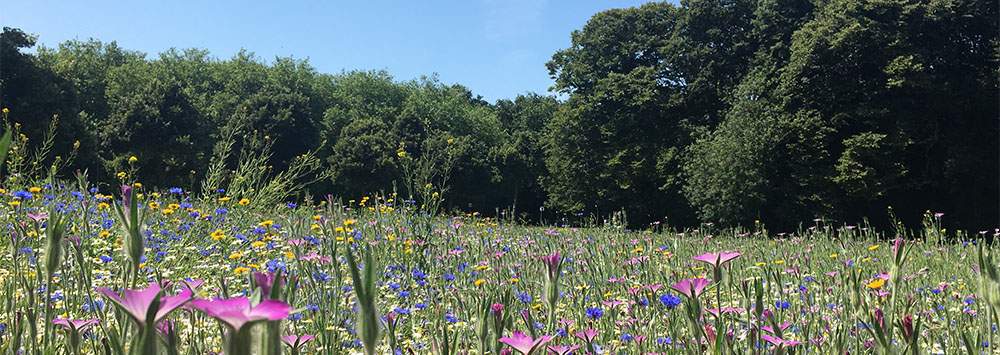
[3, 0, 666, 103]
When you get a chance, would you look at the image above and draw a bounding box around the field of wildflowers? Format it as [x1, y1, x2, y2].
[0, 174, 998, 354]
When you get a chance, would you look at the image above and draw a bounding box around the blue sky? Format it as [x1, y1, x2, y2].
[3, 0, 666, 102]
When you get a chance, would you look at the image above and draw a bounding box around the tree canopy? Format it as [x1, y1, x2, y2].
[0, 0, 996, 230]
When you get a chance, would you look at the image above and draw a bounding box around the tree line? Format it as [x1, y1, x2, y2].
[1, 0, 997, 230]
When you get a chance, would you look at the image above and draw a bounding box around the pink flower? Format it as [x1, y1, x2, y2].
[253, 271, 281, 297]
[190, 297, 292, 332]
[762, 334, 801, 348]
[671, 278, 712, 299]
[52, 318, 99, 332]
[499, 330, 553, 355]
[547, 344, 580, 355]
[282, 334, 315, 348]
[573, 329, 599, 343]
[541, 253, 560, 280]
[98, 282, 192, 327]
[762, 321, 792, 334]
[26, 213, 47, 223]
[692, 251, 741, 268]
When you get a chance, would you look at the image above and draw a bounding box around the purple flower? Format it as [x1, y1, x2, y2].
[762, 334, 802, 348]
[120, 185, 133, 216]
[547, 344, 580, 355]
[190, 297, 292, 332]
[52, 318, 99, 332]
[281, 334, 315, 348]
[253, 271, 280, 297]
[499, 330, 553, 355]
[98, 282, 192, 327]
[692, 251, 741, 268]
[574, 329, 599, 343]
[541, 253, 560, 280]
[671, 278, 711, 299]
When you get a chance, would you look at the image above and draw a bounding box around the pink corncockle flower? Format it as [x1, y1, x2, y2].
[622, 256, 649, 267]
[98, 282, 192, 327]
[762, 321, 792, 334]
[547, 345, 580, 355]
[825, 271, 838, 277]
[762, 334, 801, 348]
[643, 284, 663, 292]
[253, 271, 281, 297]
[52, 318, 99, 332]
[156, 318, 176, 337]
[672, 278, 712, 299]
[499, 330, 553, 355]
[287, 239, 305, 246]
[541, 253, 560, 280]
[601, 300, 623, 308]
[26, 213, 47, 222]
[705, 307, 745, 317]
[692, 251, 741, 268]
[574, 329, 599, 343]
[282, 334, 315, 350]
[190, 297, 292, 332]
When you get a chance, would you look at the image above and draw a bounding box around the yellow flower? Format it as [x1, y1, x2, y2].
[251, 241, 266, 248]
[162, 209, 174, 215]
[128, 156, 138, 163]
[7, 201, 19, 206]
[116, 171, 127, 180]
[99, 231, 110, 238]
[133, 182, 142, 188]
[148, 202, 159, 210]
[867, 279, 885, 289]
[334, 227, 345, 233]
[829, 253, 838, 258]
[531, 303, 542, 310]
[474, 279, 486, 286]
[869, 244, 879, 251]
[218, 197, 231, 202]
[259, 220, 274, 227]
[774, 260, 784, 265]
[756, 262, 767, 267]
[509, 278, 519, 283]
[285, 252, 295, 259]
[229, 253, 242, 259]
[344, 219, 356, 226]
[397, 151, 406, 158]
[211, 229, 226, 241]
[98, 202, 109, 210]
[238, 198, 250, 205]
[234, 267, 251, 275]
[28, 187, 41, 193]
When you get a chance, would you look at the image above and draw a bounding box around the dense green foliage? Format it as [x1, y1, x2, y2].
[0, 0, 997, 229]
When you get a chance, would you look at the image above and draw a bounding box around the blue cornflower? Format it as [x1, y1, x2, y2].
[660, 294, 682, 308]
[586, 307, 603, 319]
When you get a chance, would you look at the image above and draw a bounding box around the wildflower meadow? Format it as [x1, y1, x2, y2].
[0, 167, 998, 354]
